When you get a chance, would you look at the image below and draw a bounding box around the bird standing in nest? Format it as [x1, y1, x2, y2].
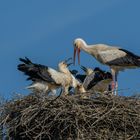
[73, 38, 140, 95]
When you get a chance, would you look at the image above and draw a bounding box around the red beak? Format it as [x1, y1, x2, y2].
[73, 47, 81, 65]
[73, 47, 77, 65]
[78, 48, 80, 65]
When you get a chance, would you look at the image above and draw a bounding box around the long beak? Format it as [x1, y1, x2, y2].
[80, 65, 87, 72]
[64, 58, 73, 67]
[67, 62, 73, 67]
[65, 57, 72, 63]
[73, 47, 77, 65]
[73, 47, 81, 65]
[77, 48, 81, 65]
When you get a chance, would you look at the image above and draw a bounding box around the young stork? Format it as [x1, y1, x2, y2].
[18, 57, 74, 95]
[18, 57, 85, 95]
[58, 58, 86, 94]
[73, 38, 140, 95]
[73, 66, 94, 83]
[80, 66, 112, 92]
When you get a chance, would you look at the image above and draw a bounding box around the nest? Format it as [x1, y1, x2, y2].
[0, 93, 140, 140]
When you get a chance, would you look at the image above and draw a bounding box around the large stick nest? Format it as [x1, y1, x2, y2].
[0, 93, 140, 140]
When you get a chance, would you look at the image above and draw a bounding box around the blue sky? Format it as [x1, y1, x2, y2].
[0, 0, 140, 98]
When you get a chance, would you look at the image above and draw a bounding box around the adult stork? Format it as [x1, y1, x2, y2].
[73, 38, 140, 95]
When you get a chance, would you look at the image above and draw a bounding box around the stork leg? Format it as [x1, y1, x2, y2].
[111, 68, 117, 95]
[111, 77, 115, 95]
[115, 72, 118, 95]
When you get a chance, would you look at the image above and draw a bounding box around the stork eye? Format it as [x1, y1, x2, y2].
[74, 43, 77, 47]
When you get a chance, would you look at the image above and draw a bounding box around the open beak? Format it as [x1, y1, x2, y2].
[73, 47, 81, 65]
[64, 57, 73, 67]
[67, 63, 73, 67]
[80, 65, 87, 72]
[65, 57, 72, 63]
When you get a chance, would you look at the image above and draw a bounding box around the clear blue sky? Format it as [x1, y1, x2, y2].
[0, 0, 140, 98]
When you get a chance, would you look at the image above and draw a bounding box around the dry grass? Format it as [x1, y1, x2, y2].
[0, 93, 140, 140]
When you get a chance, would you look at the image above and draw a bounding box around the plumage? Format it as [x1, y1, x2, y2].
[74, 65, 94, 83]
[81, 66, 112, 91]
[18, 58, 58, 84]
[70, 70, 78, 76]
[88, 79, 112, 94]
[18, 57, 61, 94]
[18, 57, 85, 95]
[70, 65, 112, 93]
[73, 38, 140, 95]
[75, 74, 86, 83]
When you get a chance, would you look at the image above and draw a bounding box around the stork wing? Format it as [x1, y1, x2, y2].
[83, 73, 95, 90]
[86, 72, 104, 90]
[37, 66, 60, 84]
[38, 67, 63, 85]
[70, 70, 78, 75]
[18, 57, 60, 85]
[75, 74, 86, 82]
[89, 79, 112, 93]
[99, 49, 140, 66]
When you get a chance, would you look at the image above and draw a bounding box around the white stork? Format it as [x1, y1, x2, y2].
[58, 58, 86, 94]
[80, 66, 112, 92]
[73, 38, 140, 95]
[18, 57, 85, 95]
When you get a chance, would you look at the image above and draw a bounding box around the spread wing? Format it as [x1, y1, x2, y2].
[17, 57, 60, 85]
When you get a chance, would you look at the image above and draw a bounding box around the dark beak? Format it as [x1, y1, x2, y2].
[80, 65, 87, 72]
[65, 57, 72, 63]
[67, 63, 73, 67]
[64, 57, 73, 66]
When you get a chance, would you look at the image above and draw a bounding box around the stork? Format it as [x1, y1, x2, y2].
[18, 57, 85, 95]
[58, 59, 86, 94]
[18, 57, 72, 95]
[71, 66, 94, 83]
[73, 38, 140, 95]
[80, 66, 112, 92]
[88, 78, 112, 94]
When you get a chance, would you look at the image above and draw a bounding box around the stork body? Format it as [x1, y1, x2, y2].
[88, 79, 112, 94]
[18, 57, 85, 95]
[73, 38, 140, 95]
[18, 58, 73, 95]
[80, 66, 112, 93]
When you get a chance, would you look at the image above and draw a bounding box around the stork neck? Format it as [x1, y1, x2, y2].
[59, 67, 71, 75]
[81, 44, 97, 56]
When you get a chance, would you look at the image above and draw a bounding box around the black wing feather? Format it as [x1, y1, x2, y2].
[119, 49, 140, 59]
[107, 49, 140, 66]
[18, 57, 56, 84]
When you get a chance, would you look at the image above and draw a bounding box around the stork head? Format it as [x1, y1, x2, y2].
[58, 58, 73, 71]
[80, 65, 94, 75]
[73, 38, 87, 65]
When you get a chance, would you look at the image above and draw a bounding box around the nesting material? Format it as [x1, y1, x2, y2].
[0, 93, 140, 140]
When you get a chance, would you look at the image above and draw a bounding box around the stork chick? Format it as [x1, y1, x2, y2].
[80, 66, 112, 93]
[18, 57, 85, 96]
[18, 57, 73, 95]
